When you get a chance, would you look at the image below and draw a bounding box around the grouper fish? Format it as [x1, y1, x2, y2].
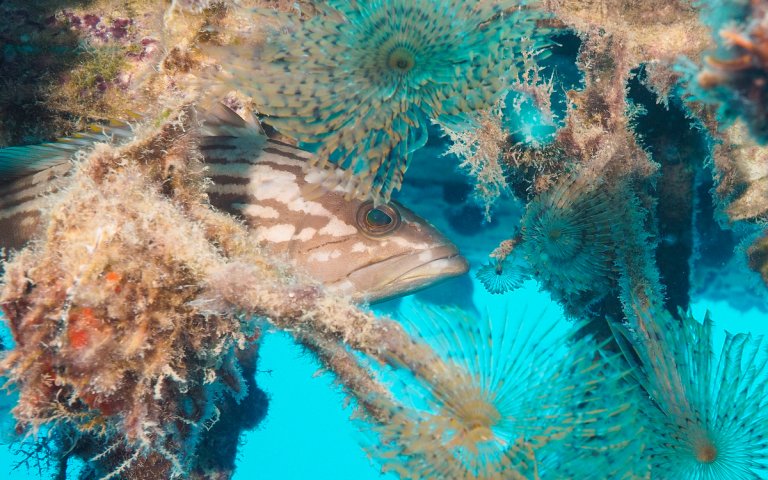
[0, 106, 468, 303]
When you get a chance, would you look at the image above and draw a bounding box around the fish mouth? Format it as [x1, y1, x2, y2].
[345, 244, 469, 304]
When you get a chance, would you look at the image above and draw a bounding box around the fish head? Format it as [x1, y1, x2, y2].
[294, 196, 469, 304]
[206, 148, 468, 303]
[199, 105, 468, 303]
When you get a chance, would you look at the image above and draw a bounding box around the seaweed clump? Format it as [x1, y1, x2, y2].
[0, 115, 250, 478]
[202, 0, 547, 204]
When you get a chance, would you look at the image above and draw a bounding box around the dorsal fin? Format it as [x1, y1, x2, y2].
[0, 120, 134, 184]
[203, 102, 251, 128]
[197, 103, 268, 154]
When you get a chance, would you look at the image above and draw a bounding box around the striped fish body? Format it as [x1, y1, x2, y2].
[0, 163, 71, 251]
[0, 121, 134, 253]
[204, 137, 467, 303]
[0, 107, 468, 303]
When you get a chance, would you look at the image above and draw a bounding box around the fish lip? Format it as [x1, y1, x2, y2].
[346, 244, 469, 303]
[388, 251, 469, 286]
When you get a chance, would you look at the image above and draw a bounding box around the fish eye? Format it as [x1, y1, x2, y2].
[356, 201, 401, 237]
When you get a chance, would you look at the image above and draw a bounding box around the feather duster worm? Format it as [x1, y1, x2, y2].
[520, 177, 618, 294]
[365, 305, 643, 479]
[475, 257, 527, 295]
[477, 177, 620, 301]
[615, 303, 768, 479]
[476, 238, 530, 294]
[202, 1, 545, 204]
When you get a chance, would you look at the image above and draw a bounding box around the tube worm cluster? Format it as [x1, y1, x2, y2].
[365, 305, 643, 479]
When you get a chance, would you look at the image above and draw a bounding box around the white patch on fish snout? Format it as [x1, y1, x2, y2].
[418, 250, 434, 262]
[319, 217, 357, 237]
[254, 224, 296, 243]
[308, 249, 342, 263]
[238, 204, 280, 219]
[390, 236, 431, 250]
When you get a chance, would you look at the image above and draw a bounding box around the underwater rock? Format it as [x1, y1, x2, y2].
[0, 0, 172, 144]
[0, 1, 83, 145]
[0, 0, 287, 146]
[502, 30, 657, 199]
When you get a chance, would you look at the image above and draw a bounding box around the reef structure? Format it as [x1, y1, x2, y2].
[2, 1, 768, 479]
